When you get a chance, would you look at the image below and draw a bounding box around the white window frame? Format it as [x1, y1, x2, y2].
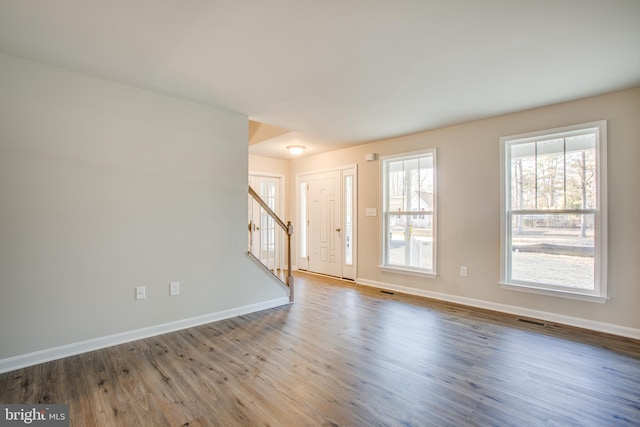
[380, 149, 437, 278]
[499, 121, 608, 303]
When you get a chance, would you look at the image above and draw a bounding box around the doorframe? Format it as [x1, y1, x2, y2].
[248, 172, 286, 268]
[296, 164, 358, 280]
[249, 171, 285, 218]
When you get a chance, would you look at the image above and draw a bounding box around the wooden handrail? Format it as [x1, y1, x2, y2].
[248, 186, 289, 233]
[248, 186, 294, 302]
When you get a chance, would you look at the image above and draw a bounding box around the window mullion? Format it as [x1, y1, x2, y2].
[512, 209, 597, 215]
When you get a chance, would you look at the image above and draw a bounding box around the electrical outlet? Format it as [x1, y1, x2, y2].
[170, 282, 180, 296]
[135, 286, 146, 300]
[460, 266, 468, 277]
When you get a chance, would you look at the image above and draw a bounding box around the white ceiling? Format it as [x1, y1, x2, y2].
[1, 1, 639, 159]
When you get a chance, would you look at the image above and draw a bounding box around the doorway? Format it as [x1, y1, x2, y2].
[297, 166, 357, 280]
[248, 173, 284, 271]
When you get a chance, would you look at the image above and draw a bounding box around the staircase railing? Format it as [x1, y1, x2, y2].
[248, 186, 294, 302]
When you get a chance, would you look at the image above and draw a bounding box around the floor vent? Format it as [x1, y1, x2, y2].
[380, 290, 395, 295]
[518, 318, 546, 327]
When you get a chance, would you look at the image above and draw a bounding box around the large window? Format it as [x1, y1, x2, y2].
[382, 150, 436, 276]
[500, 121, 607, 301]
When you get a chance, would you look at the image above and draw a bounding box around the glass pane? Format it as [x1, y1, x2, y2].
[260, 207, 275, 267]
[260, 181, 277, 210]
[387, 213, 433, 270]
[565, 134, 596, 210]
[387, 155, 434, 212]
[344, 176, 353, 265]
[387, 160, 406, 213]
[510, 142, 536, 210]
[536, 138, 565, 209]
[510, 213, 595, 289]
[417, 156, 434, 211]
[404, 158, 419, 212]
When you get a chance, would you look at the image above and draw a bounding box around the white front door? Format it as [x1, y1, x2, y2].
[298, 167, 357, 279]
[308, 170, 342, 277]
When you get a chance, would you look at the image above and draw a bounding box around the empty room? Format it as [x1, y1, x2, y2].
[1, 1, 639, 426]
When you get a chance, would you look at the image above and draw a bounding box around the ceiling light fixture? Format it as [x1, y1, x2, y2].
[287, 145, 305, 155]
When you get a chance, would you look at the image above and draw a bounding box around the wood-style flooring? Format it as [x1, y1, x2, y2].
[1, 272, 639, 426]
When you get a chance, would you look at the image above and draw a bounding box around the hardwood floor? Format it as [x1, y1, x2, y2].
[1, 272, 639, 426]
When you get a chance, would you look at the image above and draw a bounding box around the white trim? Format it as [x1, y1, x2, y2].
[499, 282, 609, 303]
[379, 265, 437, 279]
[499, 134, 509, 285]
[500, 121, 606, 142]
[356, 277, 640, 340]
[296, 163, 359, 179]
[0, 297, 289, 374]
[596, 120, 608, 298]
[379, 148, 437, 162]
[296, 176, 309, 271]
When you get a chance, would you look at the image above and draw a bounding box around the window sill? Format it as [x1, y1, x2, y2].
[499, 282, 608, 303]
[380, 265, 438, 279]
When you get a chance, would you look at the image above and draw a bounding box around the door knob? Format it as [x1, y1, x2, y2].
[336, 228, 341, 232]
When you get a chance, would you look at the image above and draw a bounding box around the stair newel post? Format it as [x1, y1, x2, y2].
[287, 221, 294, 302]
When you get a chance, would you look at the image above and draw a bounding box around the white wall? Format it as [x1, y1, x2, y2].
[0, 53, 286, 361]
[249, 155, 291, 220]
[290, 87, 640, 336]
[249, 155, 290, 181]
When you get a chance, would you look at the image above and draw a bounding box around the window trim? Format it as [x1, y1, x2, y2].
[499, 120, 608, 302]
[380, 148, 438, 276]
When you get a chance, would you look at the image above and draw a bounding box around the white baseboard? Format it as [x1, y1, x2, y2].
[0, 297, 290, 374]
[356, 277, 640, 340]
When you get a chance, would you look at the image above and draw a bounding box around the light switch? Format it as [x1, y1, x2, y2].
[170, 282, 180, 296]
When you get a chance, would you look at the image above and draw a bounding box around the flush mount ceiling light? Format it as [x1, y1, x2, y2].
[287, 145, 305, 155]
